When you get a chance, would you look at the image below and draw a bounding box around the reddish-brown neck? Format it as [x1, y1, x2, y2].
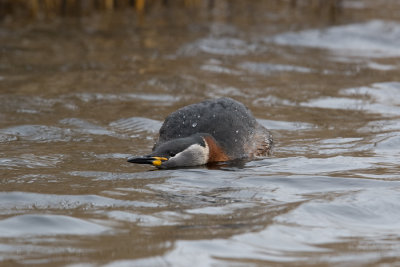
[203, 136, 230, 163]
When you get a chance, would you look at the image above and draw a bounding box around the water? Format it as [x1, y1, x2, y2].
[1, 1, 400, 266]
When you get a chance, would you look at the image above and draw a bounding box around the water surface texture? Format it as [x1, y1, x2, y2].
[1, 1, 400, 266]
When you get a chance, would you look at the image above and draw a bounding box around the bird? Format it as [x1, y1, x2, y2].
[127, 97, 272, 168]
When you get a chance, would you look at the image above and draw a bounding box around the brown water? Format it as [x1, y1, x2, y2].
[1, 1, 400, 266]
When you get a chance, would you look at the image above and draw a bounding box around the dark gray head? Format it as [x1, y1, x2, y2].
[128, 134, 210, 168]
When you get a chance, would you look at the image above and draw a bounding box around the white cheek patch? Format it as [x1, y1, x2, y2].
[173, 143, 209, 166]
[189, 143, 209, 165]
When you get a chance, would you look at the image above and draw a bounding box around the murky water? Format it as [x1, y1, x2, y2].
[1, 1, 400, 266]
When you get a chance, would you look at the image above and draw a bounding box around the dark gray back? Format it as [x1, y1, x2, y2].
[155, 98, 257, 158]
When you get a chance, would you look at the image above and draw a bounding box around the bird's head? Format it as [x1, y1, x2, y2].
[127, 134, 211, 168]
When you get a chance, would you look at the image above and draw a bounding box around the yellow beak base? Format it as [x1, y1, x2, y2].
[151, 157, 168, 166]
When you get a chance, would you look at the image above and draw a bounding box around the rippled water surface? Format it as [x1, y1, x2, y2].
[1, 1, 400, 266]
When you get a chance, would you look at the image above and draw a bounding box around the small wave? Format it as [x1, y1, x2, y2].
[0, 214, 109, 237]
[0, 125, 71, 142]
[60, 118, 116, 136]
[109, 117, 162, 136]
[266, 20, 400, 58]
[301, 82, 400, 116]
[239, 62, 312, 75]
[0, 191, 160, 211]
[179, 37, 258, 56]
[0, 154, 63, 169]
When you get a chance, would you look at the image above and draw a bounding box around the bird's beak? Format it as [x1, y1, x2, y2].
[127, 156, 168, 167]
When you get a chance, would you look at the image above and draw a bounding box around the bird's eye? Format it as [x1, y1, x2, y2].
[169, 152, 176, 157]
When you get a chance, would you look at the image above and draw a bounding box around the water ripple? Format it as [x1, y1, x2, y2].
[0, 125, 72, 142]
[179, 37, 259, 56]
[109, 117, 162, 136]
[301, 82, 400, 116]
[267, 20, 400, 58]
[0, 154, 63, 169]
[0, 191, 160, 212]
[239, 62, 312, 75]
[0, 214, 109, 237]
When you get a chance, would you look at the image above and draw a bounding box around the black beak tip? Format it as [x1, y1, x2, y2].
[127, 156, 151, 164]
